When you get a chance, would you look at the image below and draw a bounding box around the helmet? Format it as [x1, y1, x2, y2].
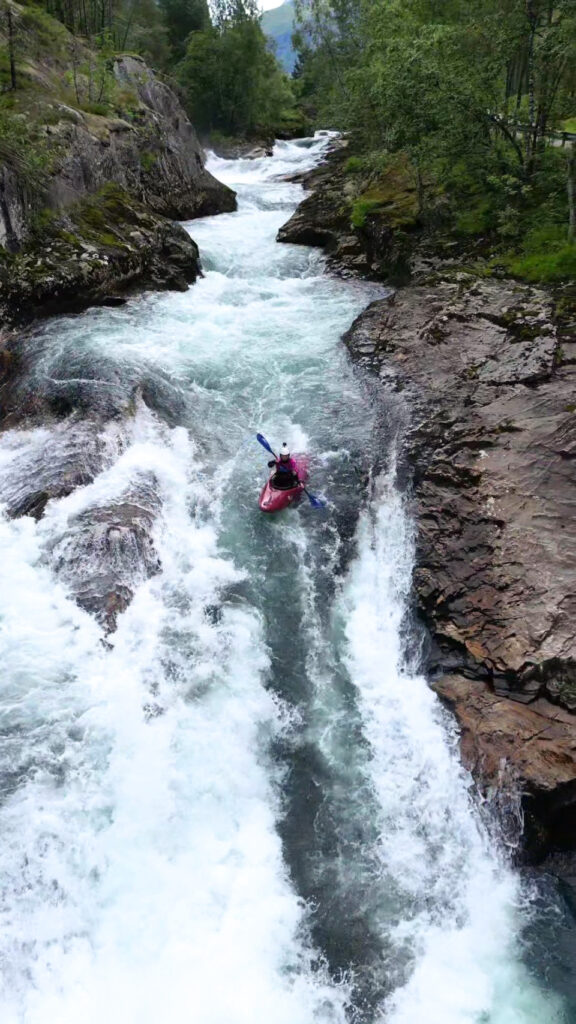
[280, 443, 291, 460]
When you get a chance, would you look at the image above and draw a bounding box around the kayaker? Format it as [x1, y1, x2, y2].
[268, 443, 300, 490]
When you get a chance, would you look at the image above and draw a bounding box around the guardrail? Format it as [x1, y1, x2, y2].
[507, 121, 576, 147]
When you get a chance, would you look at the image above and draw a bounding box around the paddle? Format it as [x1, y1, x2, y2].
[256, 433, 326, 509]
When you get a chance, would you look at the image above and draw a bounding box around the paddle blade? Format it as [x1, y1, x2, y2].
[305, 490, 326, 509]
[256, 433, 274, 455]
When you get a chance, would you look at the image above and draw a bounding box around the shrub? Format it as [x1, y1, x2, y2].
[454, 200, 494, 237]
[350, 196, 385, 228]
[508, 245, 576, 283]
[344, 156, 364, 174]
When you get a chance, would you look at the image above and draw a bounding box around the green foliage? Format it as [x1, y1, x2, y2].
[350, 197, 384, 229]
[344, 156, 364, 174]
[505, 222, 576, 282]
[80, 99, 109, 114]
[139, 150, 157, 171]
[294, 0, 576, 278]
[30, 205, 58, 234]
[509, 245, 576, 282]
[177, 4, 293, 136]
[157, 0, 209, 62]
[454, 201, 495, 238]
[275, 104, 311, 137]
[0, 110, 54, 185]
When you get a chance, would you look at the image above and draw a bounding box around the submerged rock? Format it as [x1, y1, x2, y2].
[47, 472, 163, 632]
[344, 276, 576, 859]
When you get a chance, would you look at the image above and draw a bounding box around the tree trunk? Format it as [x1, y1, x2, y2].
[525, 0, 537, 163]
[7, 4, 17, 90]
[568, 144, 576, 244]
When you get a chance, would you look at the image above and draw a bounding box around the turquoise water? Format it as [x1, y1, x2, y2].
[0, 134, 573, 1023]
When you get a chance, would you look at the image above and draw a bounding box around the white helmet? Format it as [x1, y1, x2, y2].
[280, 443, 291, 459]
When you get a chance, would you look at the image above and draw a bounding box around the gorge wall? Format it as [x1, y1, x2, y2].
[279, 146, 576, 862]
[0, 43, 236, 326]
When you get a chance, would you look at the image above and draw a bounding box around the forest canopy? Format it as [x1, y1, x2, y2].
[0, 0, 298, 138]
[293, 0, 576, 280]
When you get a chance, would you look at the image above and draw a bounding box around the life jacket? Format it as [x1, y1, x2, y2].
[277, 456, 297, 475]
[273, 457, 298, 488]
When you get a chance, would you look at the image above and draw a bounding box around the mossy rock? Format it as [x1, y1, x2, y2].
[349, 154, 419, 230]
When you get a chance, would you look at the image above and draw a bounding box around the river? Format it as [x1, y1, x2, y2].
[0, 134, 574, 1023]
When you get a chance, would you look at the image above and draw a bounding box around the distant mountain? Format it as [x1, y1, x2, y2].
[262, 1, 296, 74]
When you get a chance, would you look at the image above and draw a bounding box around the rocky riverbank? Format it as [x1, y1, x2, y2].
[0, 54, 236, 327]
[344, 279, 576, 860]
[278, 149, 576, 862]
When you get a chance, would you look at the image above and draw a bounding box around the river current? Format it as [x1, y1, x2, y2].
[0, 134, 574, 1023]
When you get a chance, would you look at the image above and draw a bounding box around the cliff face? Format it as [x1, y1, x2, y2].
[343, 279, 576, 859]
[1, 54, 235, 249]
[0, 48, 236, 325]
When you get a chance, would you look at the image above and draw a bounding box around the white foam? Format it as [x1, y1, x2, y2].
[0, 421, 349, 1024]
[340, 475, 567, 1023]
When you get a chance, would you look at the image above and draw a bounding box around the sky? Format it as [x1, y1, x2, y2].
[260, 0, 286, 9]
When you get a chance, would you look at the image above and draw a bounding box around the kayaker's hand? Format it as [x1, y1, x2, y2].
[267, 460, 276, 468]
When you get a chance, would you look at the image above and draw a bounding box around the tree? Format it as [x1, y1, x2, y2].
[177, 1, 292, 136]
[1, 0, 19, 90]
[157, 0, 209, 62]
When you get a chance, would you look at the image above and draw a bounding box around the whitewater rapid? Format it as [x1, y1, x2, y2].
[0, 134, 572, 1023]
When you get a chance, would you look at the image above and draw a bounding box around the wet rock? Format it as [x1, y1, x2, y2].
[0, 186, 201, 328]
[208, 136, 274, 160]
[277, 143, 419, 282]
[344, 277, 576, 857]
[0, 57, 236, 255]
[276, 149, 351, 257]
[48, 474, 163, 632]
[0, 55, 235, 326]
[434, 675, 576, 859]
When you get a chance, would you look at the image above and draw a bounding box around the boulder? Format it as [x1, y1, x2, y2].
[0, 185, 202, 328]
[434, 674, 576, 858]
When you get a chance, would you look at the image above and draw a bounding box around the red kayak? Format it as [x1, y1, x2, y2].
[259, 455, 309, 514]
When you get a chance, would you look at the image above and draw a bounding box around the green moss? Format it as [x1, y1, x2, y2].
[508, 244, 576, 283]
[349, 153, 419, 230]
[59, 230, 81, 246]
[139, 151, 158, 172]
[30, 206, 58, 234]
[78, 204, 106, 230]
[350, 196, 386, 228]
[97, 232, 125, 248]
[344, 156, 364, 174]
